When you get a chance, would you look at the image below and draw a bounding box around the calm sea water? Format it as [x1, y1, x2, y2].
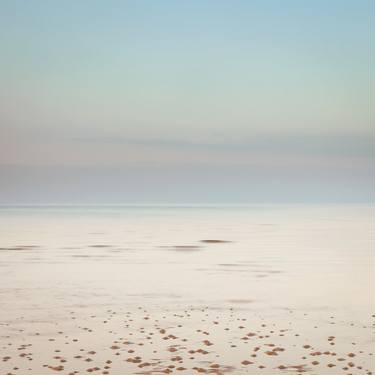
[1, 205, 374, 374]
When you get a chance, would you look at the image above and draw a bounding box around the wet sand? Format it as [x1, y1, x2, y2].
[0, 205, 374, 374]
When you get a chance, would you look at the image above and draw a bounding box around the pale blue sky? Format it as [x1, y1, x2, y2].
[1, 1, 374, 203]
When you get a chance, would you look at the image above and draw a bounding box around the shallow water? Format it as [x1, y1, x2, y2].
[0, 205, 374, 374]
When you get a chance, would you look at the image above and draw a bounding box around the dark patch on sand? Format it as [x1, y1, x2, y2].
[170, 246, 203, 251]
[200, 240, 232, 244]
[88, 245, 113, 248]
[0, 245, 39, 251]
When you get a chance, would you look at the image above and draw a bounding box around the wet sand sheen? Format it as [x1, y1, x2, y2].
[0, 205, 374, 374]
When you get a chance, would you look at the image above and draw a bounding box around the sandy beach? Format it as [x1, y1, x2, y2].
[1, 205, 374, 374]
[2, 0, 375, 373]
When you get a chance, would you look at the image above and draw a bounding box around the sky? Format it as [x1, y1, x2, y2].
[1, 0, 374, 204]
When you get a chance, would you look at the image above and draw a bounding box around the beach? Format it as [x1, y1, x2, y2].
[0, 205, 374, 374]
